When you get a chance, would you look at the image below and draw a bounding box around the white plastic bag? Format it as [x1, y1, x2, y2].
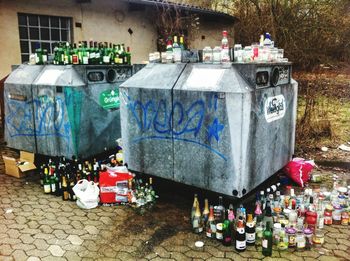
[73, 179, 100, 209]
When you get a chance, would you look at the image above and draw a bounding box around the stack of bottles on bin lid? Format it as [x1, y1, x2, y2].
[149, 35, 188, 63]
[149, 31, 232, 64]
[233, 32, 288, 63]
[30, 41, 131, 66]
[191, 180, 350, 256]
[202, 30, 231, 64]
[38, 153, 158, 208]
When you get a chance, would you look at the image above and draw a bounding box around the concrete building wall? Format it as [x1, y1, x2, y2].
[0, 0, 157, 79]
[0, 0, 234, 79]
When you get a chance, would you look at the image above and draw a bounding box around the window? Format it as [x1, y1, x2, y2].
[18, 13, 72, 63]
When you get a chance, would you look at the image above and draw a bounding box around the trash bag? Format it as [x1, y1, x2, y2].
[284, 158, 315, 187]
[73, 179, 100, 209]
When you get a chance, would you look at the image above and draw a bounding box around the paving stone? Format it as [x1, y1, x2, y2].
[52, 229, 68, 239]
[22, 228, 41, 235]
[67, 235, 84, 245]
[12, 243, 36, 252]
[33, 233, 55, 240]
[84, 225, 99, 235]
[47, 238, 71, 246]
[318, 256, 342, 261]
[82, 240, 100, 252]
[169, 252, 191, 261]
[327, 233, 348, 239]
[333, 250, 350, 259]
[64, 250, 82, 260]
[41, 256, 68, 261]
[20, 234, 35, 244]
[39, 224, 54, 234]
[203, 245, 225, 258]
[33, 238, 50, 250]
[12, 249, 28, 261]
[25, 249, 51, 258]
[336, 238, 350, 247]
[184, 250, 211, 259]
[7, 228, 21, 239]
[48, 245, 65, 257]
[225, 251, 247, 261]
[27, 257, 41, 261]
[0, 244, 13, 255]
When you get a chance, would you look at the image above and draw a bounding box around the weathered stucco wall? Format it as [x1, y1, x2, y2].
[0, 0, 157, 78]
[0, 0, 234, 79]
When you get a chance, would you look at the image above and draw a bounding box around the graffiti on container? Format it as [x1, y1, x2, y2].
[123, 92, 227, 161]
[5, 94, 73, 155]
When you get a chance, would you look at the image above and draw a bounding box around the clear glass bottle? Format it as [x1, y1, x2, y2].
[212, 46, 221, 64]
[233, 44, 243, 62]
[203, 46, 213, 63]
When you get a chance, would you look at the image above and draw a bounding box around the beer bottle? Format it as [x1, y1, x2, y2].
[206, 205, 216, 239]
[61, 175, 69, 201]
[235, 217, 246, 252]
[191, 194, 198, 223]
[43, 167, 51, 194]
[202, 199, 210, 227]
[246, 214, 256, 246]
[262, 221, 273, 256]
[192, 200, 203, 234]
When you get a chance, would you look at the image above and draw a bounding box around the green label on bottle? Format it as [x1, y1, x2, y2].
[99, 89, 120, 109]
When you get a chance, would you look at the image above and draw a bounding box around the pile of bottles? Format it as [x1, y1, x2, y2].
[202, 30, 231, 64]
[32, 41, 131, 66]
[39, 156, 103, 201]
[191, 179, 350, 256]
[39, 151, 158, 209]
[233, 32, 287, 63]
[128, 177, 158, 209]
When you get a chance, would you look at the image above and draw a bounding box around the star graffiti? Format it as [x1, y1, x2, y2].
[207, 118, 224, 142]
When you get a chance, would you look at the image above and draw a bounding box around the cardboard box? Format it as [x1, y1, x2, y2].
[2, 151, 36, 178]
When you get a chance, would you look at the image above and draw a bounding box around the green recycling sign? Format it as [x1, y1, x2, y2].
[99, 89, 120, 109]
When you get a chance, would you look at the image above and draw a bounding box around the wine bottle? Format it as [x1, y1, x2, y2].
[191, 194, 198, 224]
[206, 205, 216, 238]
[262, 221, 273, 256]
[222, 219, 232, 246]
[246, 214, 256, 246]
[202, 198, 210, 227]
[192, 200, 203, 234]
[235, 217, 246, 251]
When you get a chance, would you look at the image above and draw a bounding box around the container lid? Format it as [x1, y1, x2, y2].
[274, 223, 282, 229]
[303, 228, 313, 235]
[338, 187, 347, 193]
[286, 227, 296, 234]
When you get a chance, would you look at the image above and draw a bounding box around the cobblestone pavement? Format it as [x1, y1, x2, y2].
[1, 147, 350, 260]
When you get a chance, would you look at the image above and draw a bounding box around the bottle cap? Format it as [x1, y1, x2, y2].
[274, 223, 282, 229]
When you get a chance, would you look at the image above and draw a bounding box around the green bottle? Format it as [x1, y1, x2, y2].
[43, 168, 51, 194]
[262, 221, 273, 256]
[126, 46, 131, 65]
[34, 43, 43, 65]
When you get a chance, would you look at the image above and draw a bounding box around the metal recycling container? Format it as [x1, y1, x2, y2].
[4, 64, 132, 159]
[120, 62, 297, 197]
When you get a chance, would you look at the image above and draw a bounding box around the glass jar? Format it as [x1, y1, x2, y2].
[296, 231, 306, 251]
[203, 46, 213, 63]
[243, 46, 253, 63]
[286, 227, 296, 248]
[273, 223, 282, 245]
[270, 48, 278, 62]
[324, 206, 333, 225]
[277, 226, 289, 250]
[303, 228, 313, 250]
[251, 43, 259, 61]
[288, 210, 298, 227]
[312, 229, 325, 245]
[338, 195, 346, 208]
[212, 46, 221, 64]
[341, 211, 349, 225]
[233, 44, 243, 62]
[305, 211, 317, 230]
[332, 205, 342, 225]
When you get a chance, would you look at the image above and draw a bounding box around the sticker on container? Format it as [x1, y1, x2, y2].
[264, 94, 286, 123]
[99, 89, 120, 109]
[186, 68, 225, 89]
